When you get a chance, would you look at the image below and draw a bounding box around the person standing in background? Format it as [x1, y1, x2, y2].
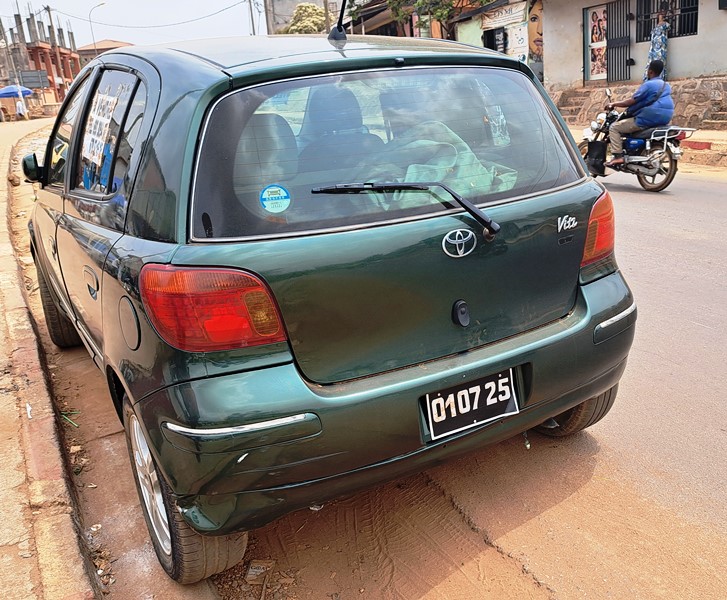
[644, 3, 670, 81]
[15, 97, 27, 121]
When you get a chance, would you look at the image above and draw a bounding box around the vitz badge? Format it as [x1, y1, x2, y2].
[557, 215, 578, 233]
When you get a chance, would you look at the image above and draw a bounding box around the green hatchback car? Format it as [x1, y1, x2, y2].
[24, 33, 635, 583]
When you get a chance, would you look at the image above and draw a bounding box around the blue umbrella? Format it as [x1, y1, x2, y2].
[0, 84, 33, 98]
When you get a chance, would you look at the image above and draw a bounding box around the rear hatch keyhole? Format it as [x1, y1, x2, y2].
[452, 299, 470, 327]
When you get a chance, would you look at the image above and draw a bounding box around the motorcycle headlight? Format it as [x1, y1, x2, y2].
[590, 121, 599, 131]
[596, 112, 607, 124]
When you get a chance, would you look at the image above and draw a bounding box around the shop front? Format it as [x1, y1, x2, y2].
[454, 0, 544, 81]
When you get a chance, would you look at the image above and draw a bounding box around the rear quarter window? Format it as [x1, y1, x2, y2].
[192, 66, 581, 240]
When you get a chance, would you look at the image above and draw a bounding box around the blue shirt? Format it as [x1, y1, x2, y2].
[630, 77, 674, 128]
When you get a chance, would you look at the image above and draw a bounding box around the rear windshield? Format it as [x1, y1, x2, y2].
[192, 66, 581, 239]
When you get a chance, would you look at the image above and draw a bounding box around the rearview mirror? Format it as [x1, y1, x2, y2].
[605, 88, 612, 99]
[22, 153, 41, 183]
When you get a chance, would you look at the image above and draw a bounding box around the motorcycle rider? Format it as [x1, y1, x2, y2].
[604, 59, 674, 167]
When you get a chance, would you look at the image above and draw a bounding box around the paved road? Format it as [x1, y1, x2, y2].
[10, 125, 727, 598]
[216, 165, 727, 599]
[598, 165, 727, 533]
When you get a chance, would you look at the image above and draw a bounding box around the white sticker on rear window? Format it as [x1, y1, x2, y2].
[260, 185, 291, 214]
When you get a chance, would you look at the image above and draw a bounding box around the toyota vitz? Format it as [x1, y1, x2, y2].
[24, 31, 636, 584]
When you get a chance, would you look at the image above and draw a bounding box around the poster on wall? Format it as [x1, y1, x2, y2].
[586, 5, 608, 80]
[528, 0, 543, 82]
[506, 22, 528, 63]
[481, 1, 526, 30]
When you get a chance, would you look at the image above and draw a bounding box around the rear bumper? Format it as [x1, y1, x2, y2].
[135, 270, 636, 535]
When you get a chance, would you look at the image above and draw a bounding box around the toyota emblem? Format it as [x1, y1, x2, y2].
[442, 229, 477, 258]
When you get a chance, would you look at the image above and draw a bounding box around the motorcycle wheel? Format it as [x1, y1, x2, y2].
[636, 143, 677, 192]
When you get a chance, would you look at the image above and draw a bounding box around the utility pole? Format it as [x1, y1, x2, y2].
[248, 0, 256, 35]
[0, 24, 27, 116]
[324, 1, 331, 31]
[263, 0, 275, 34]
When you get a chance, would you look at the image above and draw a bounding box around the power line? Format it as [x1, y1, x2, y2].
[51, 1, 248, 30]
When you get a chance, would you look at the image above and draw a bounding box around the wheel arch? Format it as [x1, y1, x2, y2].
[106, 365, 127, 423]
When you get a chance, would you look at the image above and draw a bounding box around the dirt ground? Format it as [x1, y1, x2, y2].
[10, 130, 727, 599]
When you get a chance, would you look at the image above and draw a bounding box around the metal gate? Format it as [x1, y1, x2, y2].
[606, 0, 632, 82]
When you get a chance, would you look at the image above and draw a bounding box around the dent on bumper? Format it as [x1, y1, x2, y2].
[136, 270, 636, 535]
[175, 357, 629, 535]
[162, 413, 322, 454]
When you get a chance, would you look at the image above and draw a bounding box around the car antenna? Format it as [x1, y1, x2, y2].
[328, 0, 348, 41]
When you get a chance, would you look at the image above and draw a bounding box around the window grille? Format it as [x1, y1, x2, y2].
[636, 0, 698, 42]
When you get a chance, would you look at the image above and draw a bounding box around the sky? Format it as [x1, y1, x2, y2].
[1, 0, 267, 50]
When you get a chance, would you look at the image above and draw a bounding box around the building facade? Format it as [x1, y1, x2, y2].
[453, 0, 543, 80]
[1, 8, 81, 105]
[541, 0, 727, 89]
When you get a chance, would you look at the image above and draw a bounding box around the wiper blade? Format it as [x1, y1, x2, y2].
[312, 181, 500, 237]
[312, 182, 429, 193]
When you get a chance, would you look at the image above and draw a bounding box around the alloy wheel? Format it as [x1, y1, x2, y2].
[129, 414, 172, 556]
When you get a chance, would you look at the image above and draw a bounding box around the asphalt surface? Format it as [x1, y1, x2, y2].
[0, 119, 727, 600]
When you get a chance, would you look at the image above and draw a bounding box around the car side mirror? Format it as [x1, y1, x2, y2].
[22, 153, 42, 183]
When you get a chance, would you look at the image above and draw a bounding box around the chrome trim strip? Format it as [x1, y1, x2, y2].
[164, 413, 309, 437]
[597, 303, 636, 330]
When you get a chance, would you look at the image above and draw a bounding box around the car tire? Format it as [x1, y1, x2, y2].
[36, 262, 82, 348]
[535, 384, 618, 437]
[122, 396, 248, 584]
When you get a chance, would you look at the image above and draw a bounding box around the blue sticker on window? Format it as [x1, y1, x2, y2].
[260, 185, 291, 214]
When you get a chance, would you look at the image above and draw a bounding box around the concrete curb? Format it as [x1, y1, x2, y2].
[1, 120, 96, 599]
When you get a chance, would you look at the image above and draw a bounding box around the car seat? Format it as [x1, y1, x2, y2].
[212, 113, 300, 235]
[297, 86, 384, 178]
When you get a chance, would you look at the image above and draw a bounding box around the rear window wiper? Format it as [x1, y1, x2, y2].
[311, 181, 500, 238]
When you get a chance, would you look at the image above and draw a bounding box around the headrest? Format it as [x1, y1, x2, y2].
[233, 113, 298, 189]
[306, 86, 364, 136]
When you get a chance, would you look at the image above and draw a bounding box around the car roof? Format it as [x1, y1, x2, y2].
[106, 34, 511, 76]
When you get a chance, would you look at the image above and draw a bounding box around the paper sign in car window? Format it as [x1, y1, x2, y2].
[82, 93, 119, 166]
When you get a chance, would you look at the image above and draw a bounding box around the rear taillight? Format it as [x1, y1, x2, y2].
[675, 131, 686, 141]
[581, 191, 615, 267]
[139, 265, 286, 352]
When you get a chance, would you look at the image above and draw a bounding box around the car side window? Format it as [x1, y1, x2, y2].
[47, 76, 92, 187]
[112, 81, 146, 188]
[96, 81, 148, 231]
[74, 70, 138, 194]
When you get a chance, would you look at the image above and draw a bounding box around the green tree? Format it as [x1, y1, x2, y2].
[279, 3, 327, 34]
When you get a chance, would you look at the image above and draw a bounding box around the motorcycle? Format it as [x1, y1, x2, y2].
[580, 88, 696, 192]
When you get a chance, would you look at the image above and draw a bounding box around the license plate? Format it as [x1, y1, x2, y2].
[423, 368, 519, 441]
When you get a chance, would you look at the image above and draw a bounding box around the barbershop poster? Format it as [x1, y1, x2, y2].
[586, 5, 608, 80]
